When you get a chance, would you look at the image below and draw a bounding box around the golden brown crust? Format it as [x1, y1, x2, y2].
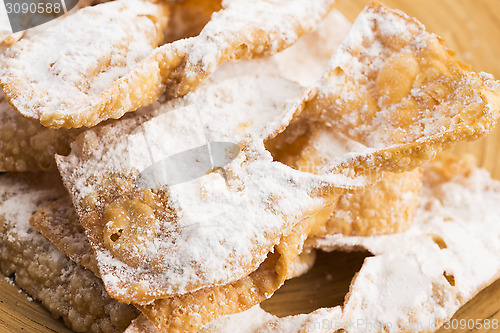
[0, 91, 82, 171]
[318, 169, 422, 237]
[29, 191, 323, 333]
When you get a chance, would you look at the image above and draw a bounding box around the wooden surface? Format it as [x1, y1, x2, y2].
[2, 0, 500, 332]
[0, 275, 72, 333]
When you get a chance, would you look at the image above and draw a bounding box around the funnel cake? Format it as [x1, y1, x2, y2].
[0, 0, 336, 128]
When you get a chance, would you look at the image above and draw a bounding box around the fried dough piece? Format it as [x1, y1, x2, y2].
[1, 0, 336, 128]
[56, 73, 363, 306]
[195, 155, 500, 333]
[0, 173, 138, 333]
[30, 191, 322, 333]
[31, 194, 316, 281]
[136, 196, 339, 332]
[0, 90, 83, 171]
[290, 127, 424, 237]
[268, 116, 423, 237]
[295, 2, 500, 176]
[306, 1, 500, 235]
[0, 0, 170, 129]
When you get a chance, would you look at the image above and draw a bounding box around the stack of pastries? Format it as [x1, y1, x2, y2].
[1, 1, 500, 332]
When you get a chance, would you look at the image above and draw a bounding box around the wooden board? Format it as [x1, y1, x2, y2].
[2, 0, 500, 332]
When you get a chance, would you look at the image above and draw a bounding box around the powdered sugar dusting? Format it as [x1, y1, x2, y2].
[210, 9, 351, 87]
[310, 3, 500, 156]
[189, 0, 336, 70]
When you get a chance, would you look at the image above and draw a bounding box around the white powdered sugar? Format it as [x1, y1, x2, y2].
[292, 2, 500, 184]
[188, 0, 336, 70]
[309, 166, 500, 332]
[210, 9, 351, 87]
[324, 5, 423, 85]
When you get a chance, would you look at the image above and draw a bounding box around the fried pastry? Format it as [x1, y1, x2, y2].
[55, 71, 365, 332]
[295, 2, 500, 176]
[0, 173, 138, 333]
[195, 155, 500, 333]
[269, 120, 424, 237]
[0, 0, 170, 128]
[0, 89, 83, 171]
[31, 194, 317, 282]
[292, 125, 424, 237]
[1, 0, 336, 128]
[32, 187, 337, 333]
[29, 187, 323, 333]
[56, 72, 363, 305]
